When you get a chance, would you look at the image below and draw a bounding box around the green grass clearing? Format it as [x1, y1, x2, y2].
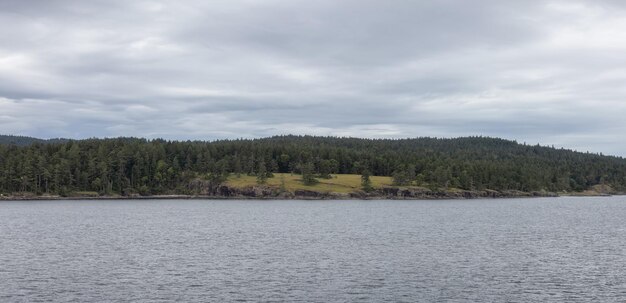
[224, 173, 393, 194]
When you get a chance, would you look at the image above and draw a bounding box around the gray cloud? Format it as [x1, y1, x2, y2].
[1, 0, 626, 155]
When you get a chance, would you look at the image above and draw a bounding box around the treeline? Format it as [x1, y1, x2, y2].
[1, 135, 625, 196]
[0, 135, 66, 146]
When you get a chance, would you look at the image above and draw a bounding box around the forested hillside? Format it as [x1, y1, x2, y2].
[0, 135, 67, 146]
[1, 135, 625, 196]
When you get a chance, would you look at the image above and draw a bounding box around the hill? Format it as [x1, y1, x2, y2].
[0, 135, 624, 198]
[0, 135, 67, 146]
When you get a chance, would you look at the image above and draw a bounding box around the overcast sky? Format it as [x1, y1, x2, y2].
[1, 0, 625, 155]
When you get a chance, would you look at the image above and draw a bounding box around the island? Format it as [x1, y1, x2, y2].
[1, 135, 625, 200]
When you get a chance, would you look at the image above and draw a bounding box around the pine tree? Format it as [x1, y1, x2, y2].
[318, 159, 333, 179]
[361, 169, 373, 192]
[301, 162, 318, 185]
[256, 161, 268, 184]
[234, 157, 242, 178]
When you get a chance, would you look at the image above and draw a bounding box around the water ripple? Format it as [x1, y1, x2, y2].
[0, 197, 625, 302]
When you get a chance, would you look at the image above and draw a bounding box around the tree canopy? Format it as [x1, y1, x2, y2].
[1, 135, 625, 196]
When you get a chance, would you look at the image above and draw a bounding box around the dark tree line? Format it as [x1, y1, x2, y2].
[0, 135, 66, 146]
[1, 135, 625, 196]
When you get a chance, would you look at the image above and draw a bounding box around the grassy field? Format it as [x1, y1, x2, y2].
[224, 173, 393, 194]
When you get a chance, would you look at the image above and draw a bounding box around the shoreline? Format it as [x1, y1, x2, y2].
[1, 192, 620, 202]
[2, 183, 621, 201]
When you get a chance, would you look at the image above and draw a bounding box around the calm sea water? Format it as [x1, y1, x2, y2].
[1, 197, 625, 302]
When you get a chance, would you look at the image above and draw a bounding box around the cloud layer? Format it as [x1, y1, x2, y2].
[1, 0, 626, 155]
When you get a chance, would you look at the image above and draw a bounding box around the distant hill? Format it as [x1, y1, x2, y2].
[0, 134, 625, 197]
[0, 135, 67, 146]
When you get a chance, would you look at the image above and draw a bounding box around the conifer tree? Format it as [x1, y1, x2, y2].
[256, 161, 268, 184]
[361, 169, 373, 192]
[301, 162, 318, 186]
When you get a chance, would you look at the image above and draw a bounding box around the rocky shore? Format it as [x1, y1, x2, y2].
[0, 185, 564, 200]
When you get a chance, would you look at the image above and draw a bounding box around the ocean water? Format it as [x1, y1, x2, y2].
[1, 197, 625, 302]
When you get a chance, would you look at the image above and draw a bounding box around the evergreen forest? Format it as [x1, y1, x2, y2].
[1, 135, 625, 196]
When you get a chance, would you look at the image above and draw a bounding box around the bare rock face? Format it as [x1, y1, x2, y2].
[293, 189, 320, 197]
[218, 185, 233, 196]
[371, 187, 556, 199]
[293, 189, 343, 199]
[214, 185, 277, 198]
[349, 191, 368, 199]
[253, 186, 276, 197]
[381, 187, 399, 196]
[277, 191, 295, 199]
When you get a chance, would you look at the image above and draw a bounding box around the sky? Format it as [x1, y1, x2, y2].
[1, 0, 625, 155]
